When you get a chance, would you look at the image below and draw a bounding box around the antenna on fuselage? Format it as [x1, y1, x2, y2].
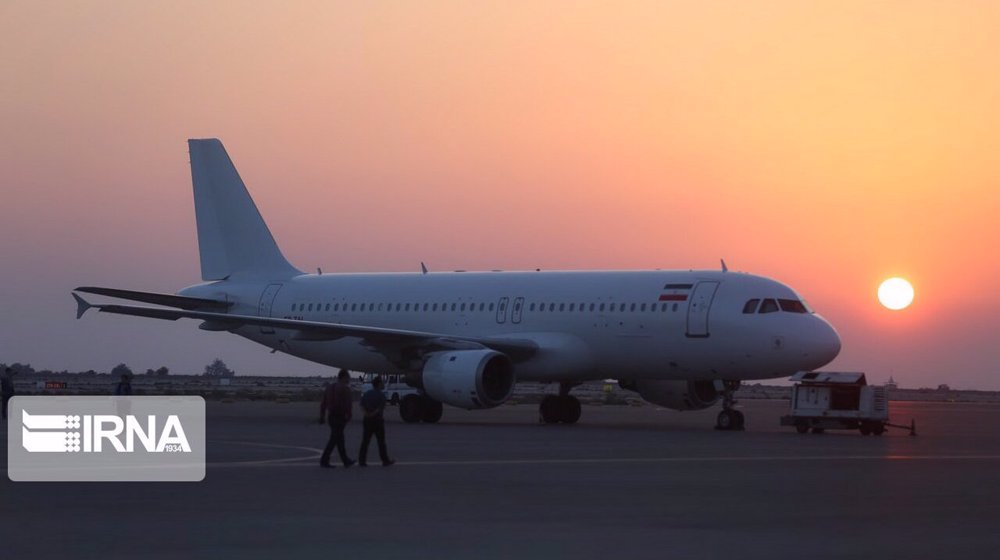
[720, 259, 728, 272]
[420, 262, 428, 275]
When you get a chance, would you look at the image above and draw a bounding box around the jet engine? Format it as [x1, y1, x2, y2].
[626, 379, 720, 411]
[421, 349, 515, 409]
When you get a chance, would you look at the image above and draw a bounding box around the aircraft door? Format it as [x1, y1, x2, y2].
[511, 297, 524, 324]
[686, 281, 719, 338]
[258, 283, 283, 334]
[496, 297, 509, 324]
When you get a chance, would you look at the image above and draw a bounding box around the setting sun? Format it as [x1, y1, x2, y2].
[878, 278, 915, 310]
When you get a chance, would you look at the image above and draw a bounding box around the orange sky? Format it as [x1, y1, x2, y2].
[1, 1, 997, 387]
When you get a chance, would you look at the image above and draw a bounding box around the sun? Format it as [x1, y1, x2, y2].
[878, 277, 914, 310]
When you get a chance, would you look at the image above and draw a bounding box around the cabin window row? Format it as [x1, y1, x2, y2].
[289, 301, 681, 313]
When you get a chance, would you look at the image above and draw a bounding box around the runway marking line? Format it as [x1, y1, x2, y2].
[204, 440, 1000, 469]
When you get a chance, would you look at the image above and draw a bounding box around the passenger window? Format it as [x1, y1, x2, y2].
[308, 303, 313, 311]
[630, 303, 636, 312]
[779, 299, 809, 313]
[559, 303, 565, 312]
[640, 303, 646, 312]
[479, 303, 485, 311]
[451, 303, 456, 312]
[325, 304, 330, 311]
[619, 303, 626, 312]
[743, 299, 760, 314]
[549, 303, 556, 312]
[661, 303, 667, 311]
[489, 303, 495, 311]
[759, 299, 779, 314]
[291, 304, 297, 312]
[672, 303, 678, 312]
[569, 303, 575, 312]
[432, 303, 438, 311]
[530, 303, 536, 311]
[461, 303, 466, 312]
[599, 303, 605, 312]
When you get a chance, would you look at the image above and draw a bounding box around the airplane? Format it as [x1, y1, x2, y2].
[72, 138, 841, 431]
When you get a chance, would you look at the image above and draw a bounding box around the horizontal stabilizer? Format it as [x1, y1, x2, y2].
[72, 293, 93, 320]
[74, 287, 231, 311]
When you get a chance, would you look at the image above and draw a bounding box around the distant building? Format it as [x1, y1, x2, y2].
[937, 384, 950, 391]
[885, 377, 898, 390]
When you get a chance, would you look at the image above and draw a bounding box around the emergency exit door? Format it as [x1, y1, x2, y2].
[258, 283, 282, 334]
[686, 281, 719, 338]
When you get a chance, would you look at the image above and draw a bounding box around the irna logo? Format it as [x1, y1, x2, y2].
[21, 410, 192, 453]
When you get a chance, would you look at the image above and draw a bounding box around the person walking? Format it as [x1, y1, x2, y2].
[319, 369, 356, 468]
[1, 367, 14, 421]
[114, 374, 133, 395]
[358, 376, 395, 467]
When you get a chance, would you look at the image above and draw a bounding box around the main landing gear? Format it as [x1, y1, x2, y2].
[539, 383, 581, 424]
[399, 394, 444, 424]
[715, 380, 745, 431]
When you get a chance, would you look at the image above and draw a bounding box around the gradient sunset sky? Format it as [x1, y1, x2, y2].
[1, 2, 997, 387]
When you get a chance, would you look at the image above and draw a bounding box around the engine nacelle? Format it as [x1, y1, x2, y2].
[631, 379, 720, 411]
[422, 349, 515, 410]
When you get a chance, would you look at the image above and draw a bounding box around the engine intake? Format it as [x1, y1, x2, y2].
[631, 379, 720, 411]
[422, 349, 515, 409]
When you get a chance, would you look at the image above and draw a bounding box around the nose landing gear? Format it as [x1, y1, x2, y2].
[715, 380, 745, 431]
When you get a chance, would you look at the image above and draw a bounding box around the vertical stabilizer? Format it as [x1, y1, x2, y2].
[188, 139, 301, 280]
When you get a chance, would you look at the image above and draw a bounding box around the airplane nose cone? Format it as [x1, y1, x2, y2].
[812, 316, 841, 368]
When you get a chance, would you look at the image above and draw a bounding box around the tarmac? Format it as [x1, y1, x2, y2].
[3, 399, 1000, 559]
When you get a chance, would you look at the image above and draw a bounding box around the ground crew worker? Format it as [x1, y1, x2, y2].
[358, 376, 395, 467]
[1, 367, 14, 421]
[319, 369, 356, 468]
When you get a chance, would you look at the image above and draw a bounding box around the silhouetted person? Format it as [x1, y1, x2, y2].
[319, 369, 356, 468]
[1, 367, 14, 421]
[358, 376, 395, 467]
[114, 374, 133, 396]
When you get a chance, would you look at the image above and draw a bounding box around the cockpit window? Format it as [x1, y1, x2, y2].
[758, 299, 779, 314]
[778, 299, 809, 313]
[742, 299, 760, 314]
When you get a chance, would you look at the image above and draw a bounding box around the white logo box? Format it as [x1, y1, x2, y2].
[8, 396, 205, 482]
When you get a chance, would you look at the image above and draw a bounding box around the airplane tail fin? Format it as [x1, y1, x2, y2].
[188, 139, 301, 281]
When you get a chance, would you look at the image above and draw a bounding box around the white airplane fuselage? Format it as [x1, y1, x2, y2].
[76, 138, 841, 426]
[181, 269, 840, 383]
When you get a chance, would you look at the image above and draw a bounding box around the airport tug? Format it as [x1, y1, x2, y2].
[780, 372, 916, 436]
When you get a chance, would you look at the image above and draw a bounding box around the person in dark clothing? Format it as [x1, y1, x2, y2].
[358, 376, 395, 467]
[114, 374, 133, 396]
[1, 367, 14, 421]
[319, 369, 356, 468]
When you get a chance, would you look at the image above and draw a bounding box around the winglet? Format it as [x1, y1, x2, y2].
[421, 262, 428, 275]
[72, 293, 93, 319]
[720, 259, 728, 273]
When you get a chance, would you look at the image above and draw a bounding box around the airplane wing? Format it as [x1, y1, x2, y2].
[72, 293, 538, 361]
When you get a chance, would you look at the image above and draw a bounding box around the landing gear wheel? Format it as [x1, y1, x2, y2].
[714, 380, 745, 431]
[560, 395, 581, 424]
[811, 427, 825, 434]
[716, 409, 744, 431]
[539, 395, 561, 424]
[795, 421, 809, 434]
[399, 394, 424, 423]
[859, 423, 872, 436]
[421, 398, 444, 424]
[872, 423, 885, 436]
